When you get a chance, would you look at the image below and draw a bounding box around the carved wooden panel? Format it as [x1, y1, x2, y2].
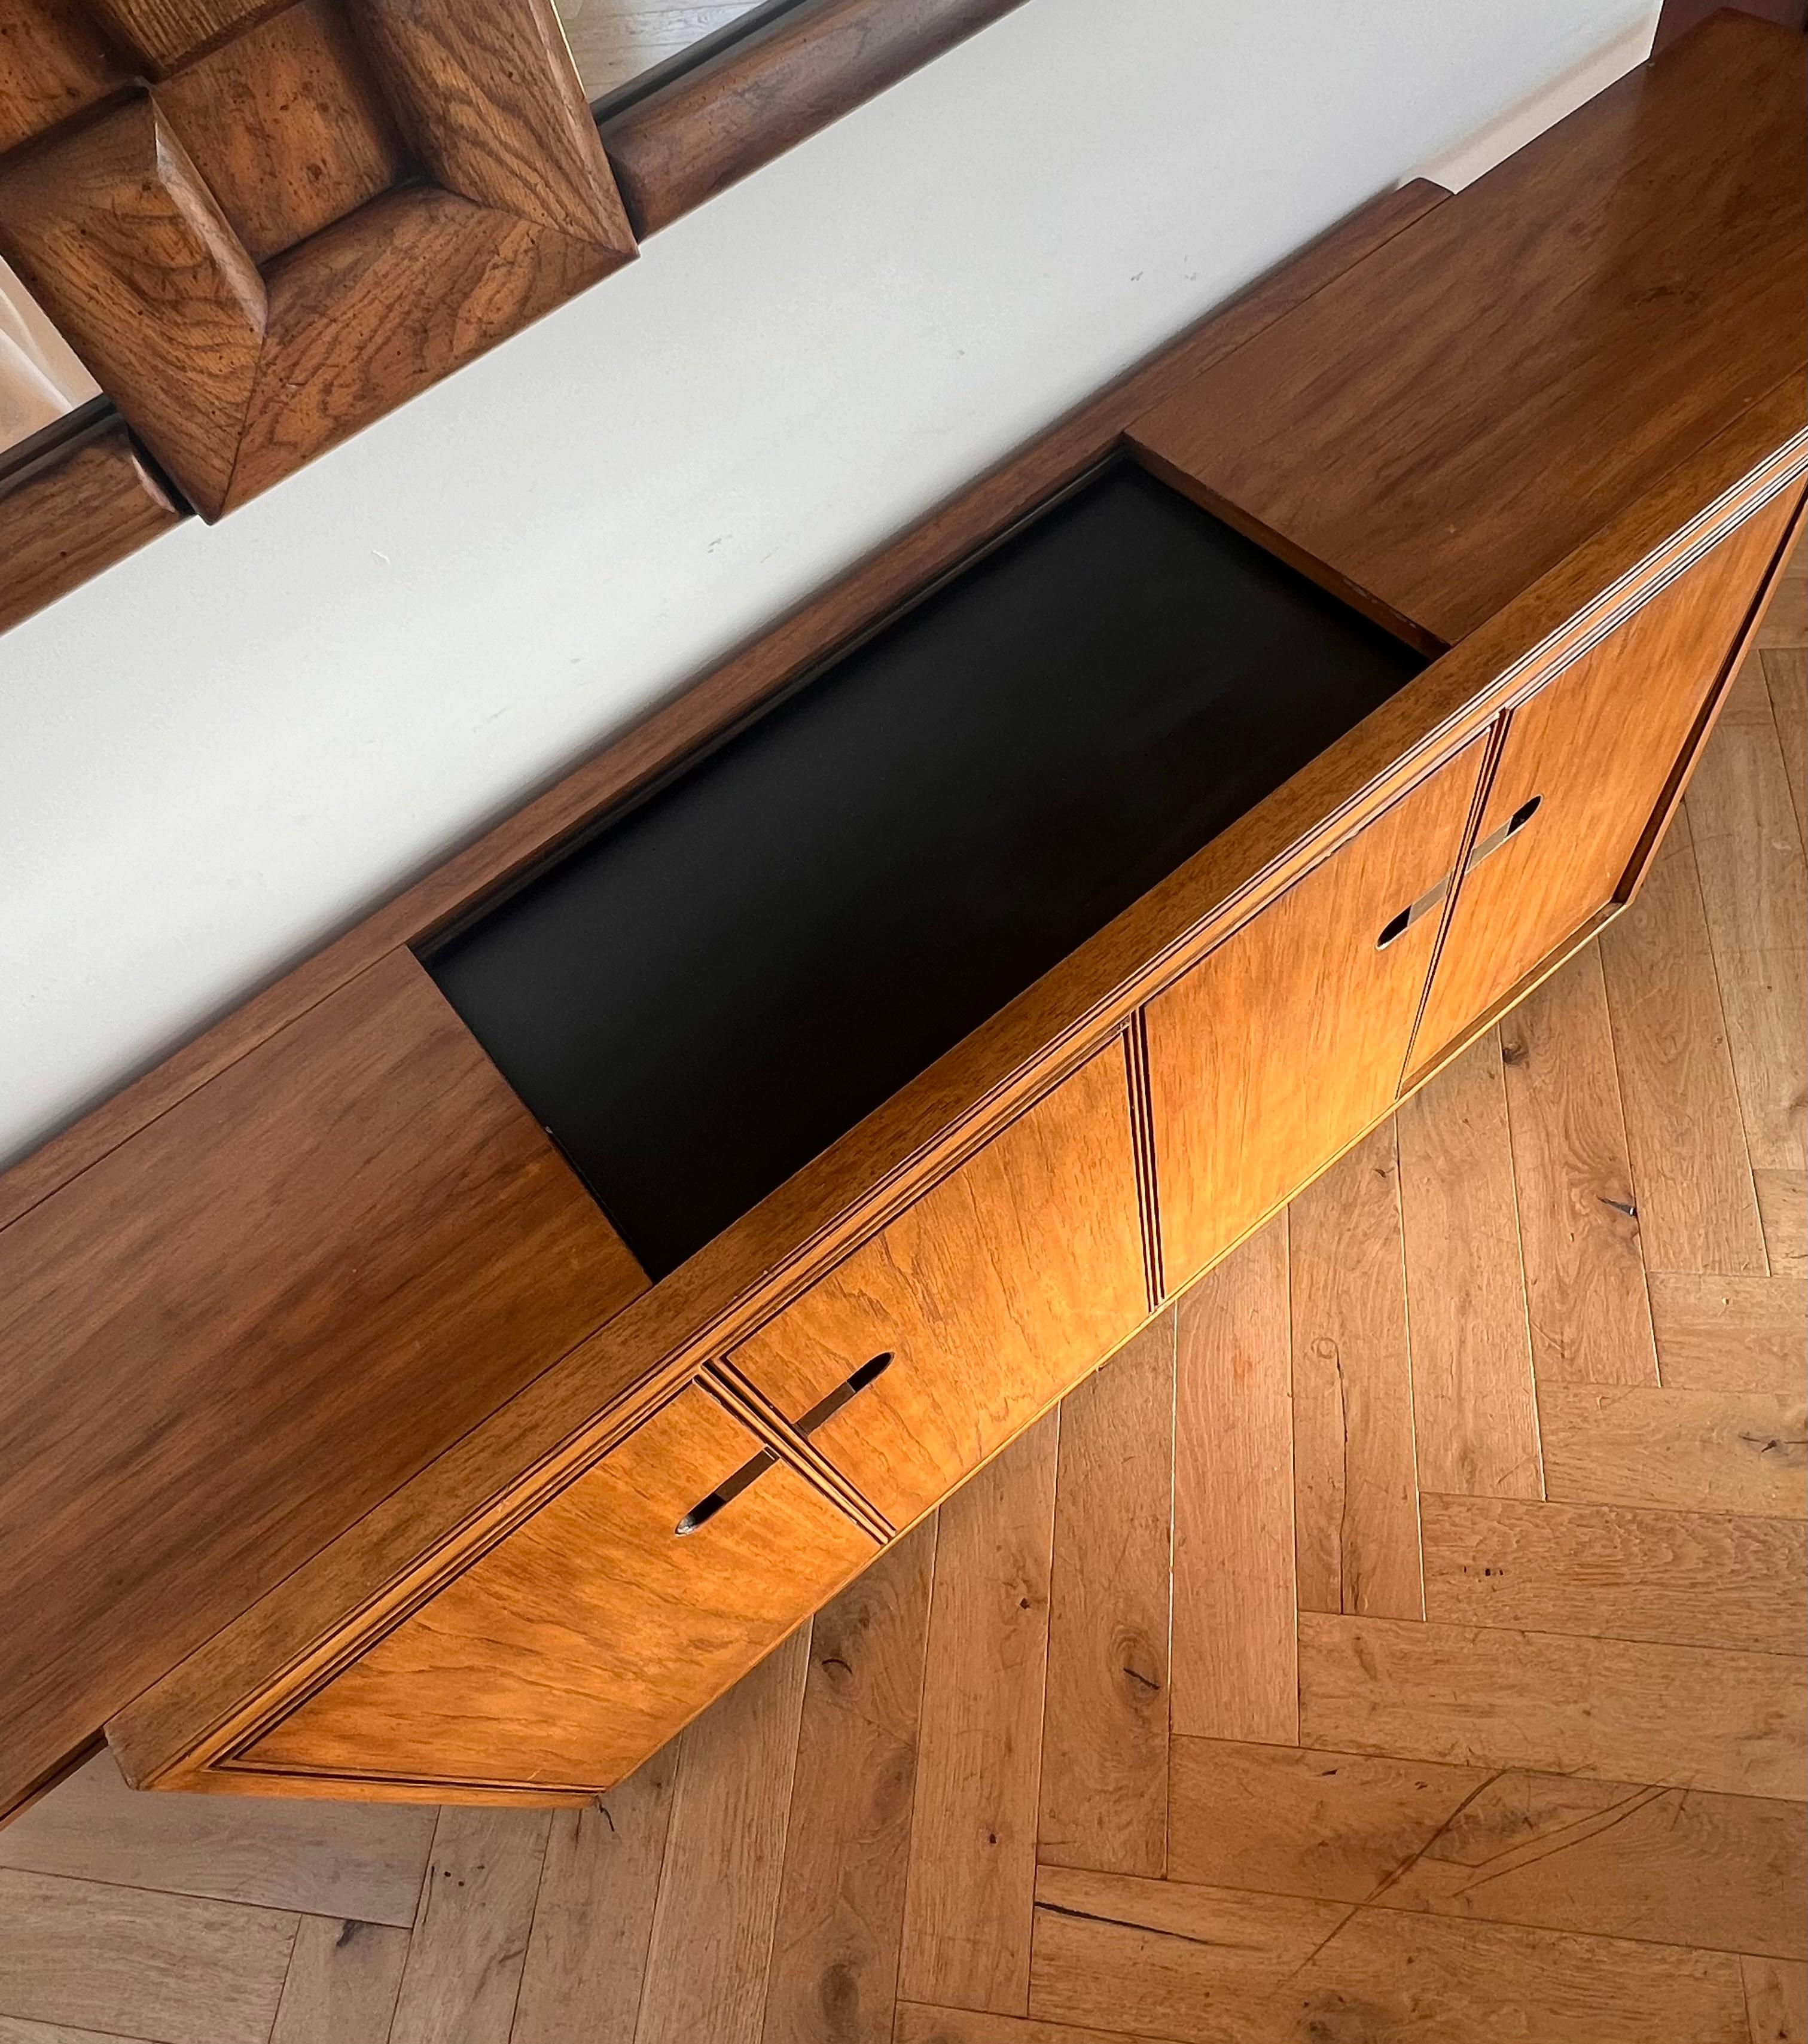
[0, 0, 636, 517]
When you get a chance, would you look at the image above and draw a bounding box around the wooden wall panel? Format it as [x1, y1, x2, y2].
[0, 419, 182, 634]
[0, 1, 125, 154]
[154, 0, 411, 264]
[0, 96, 266, 514]
[0, 949, 647, 1823]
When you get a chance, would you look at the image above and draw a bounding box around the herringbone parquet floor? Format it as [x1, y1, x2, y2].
[1, 548, 1803, 2044]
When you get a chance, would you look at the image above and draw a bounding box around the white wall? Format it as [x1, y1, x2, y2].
[0, 0, 1657, 1172]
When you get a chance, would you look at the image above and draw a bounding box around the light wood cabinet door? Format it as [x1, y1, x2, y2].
[731, 1044, 1147, 1530]
[234, 1385, 874, 1795]
[1146, 736, 1486, 1291]
[1409, 488, 1801, 1070]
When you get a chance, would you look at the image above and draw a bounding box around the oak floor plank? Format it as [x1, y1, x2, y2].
[1538, 1383, 1807, 1518]
[1039, 1317, 1173, 1877]
[509, 1752, 676, 2044]
[1600, 814, 1768, 1273]
[1398, 1031, 1543, 1498]
[1420, 1493, 1808, 1655]
[0, 1869, 296, 2044]
[1028, 1865, 1341, 2040]
[761, 1520, 935, 2044]
[1297, 1612, 1807, 1798]
[898, 1417, 1059, 2018]
[1027, 1865, 1749, 2044]
[1763, 649, 1806, 846]
[388, 1808, 550, 2044]
[1755, 1170, 1807, 1274]
[897, 2008, 1172, 2044]
[1746, 1957, 1808, 2044]
[1167, 1738, 1489, 1902]
[0, 1752, 435, 1926]
[1379, 1770, 1805, 1958]
[1499, 945, 1659, 1387]
[269, 1914, 408, 2044]
[0, 2024, 160, 2043]
[1648, 1271, 1808, 1394]
[1685, 666, 1808, 1173]
[635, 1626, 810, 2044]
[1288, 1123, 1425, 1619]
[1170, 1217, 1298, 1744]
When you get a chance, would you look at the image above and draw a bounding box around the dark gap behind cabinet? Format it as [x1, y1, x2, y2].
[422, 459, 1426, 1279]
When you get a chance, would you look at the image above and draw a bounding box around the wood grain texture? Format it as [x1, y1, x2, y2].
[1028, 1864, 1751, 2044]
[1288, 1122, 1423, 1619]
[733, 1047, 1145, 1532]
[761, 1521, 935, 2044]
[1600, 814, 1770, 1273]
[1146, 737, 1483, 1291]
[1169, 1740, 1803, 1959]
[1038, 1317, 1173, 1878]
[1650, 1270, 1808, 1392]
[1340, 1767, 1801, 1959]
[0, 1869, 295, 2044]
[1170, 1218, 1297, 1746]
[0, 421, 181, 636]
[0, 948, 642, 1823]
[1537, 1383, 1806, 1518]
[0, 1750, 434, 1923]
[1398, 1032, 1544, 1500]
[0, 94, 265, 513]
[1167, 1738, 1488, 1903]
[0, 179, 1446, 1231]
[153, 0, 410, 263]
[1420, 1493, 1808, 1656]
[352, 0, 632, 245]
[510, 1754, 675, 2043]
[1129, 14, 1808, 645]
[267, 1913, 408, 2044]
[1298, 1611, 1807, 1798]
[899, 1417, 1058, 2018]
[1498, 946, 1658, 1386]
[240, 1387, 871, 1791]
[600, 0, 1030, 235]
[220, 182, 620, 510]
[0, 2, 124, 154]
[386, 1807, 548, 2044]
[1747, 1958, 1808, 2044]
[89, 0, 270, 75]
[1766, 648, 1807, 840]
[634, 1628, 810, 2044]
[1413, 492, 1800, 1067]
[1685, 655, 1808, 1172]
[1757, 1169, 1808, 1273]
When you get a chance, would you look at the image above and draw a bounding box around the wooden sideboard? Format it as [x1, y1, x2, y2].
[1, 13, 1801, 1819]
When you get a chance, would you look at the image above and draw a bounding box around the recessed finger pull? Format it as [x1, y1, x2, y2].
[1465, 792, 1542, 871]
[1376, 793, 1544, 950]
[674, 1353, 894, 1536]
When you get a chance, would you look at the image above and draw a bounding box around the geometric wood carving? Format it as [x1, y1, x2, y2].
[0, 0, 636, 518]
[0, 1, 125, 155]
[0, 96, 267, 514]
